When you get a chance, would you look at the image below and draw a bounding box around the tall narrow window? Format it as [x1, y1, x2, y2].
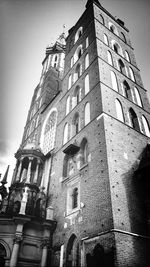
[86, 37, 89, 48]
[66, 96, 70, 115]
[110, 71, 118, 91]
[109, 23, 118, 35]
[41, 109, 57, 155]
[125, 50, 130, 62]
[85, 54, 89, 69]
[121, 32, 126, 43]
[85, 74, 89, 95]
[115, 99, 124, 122]
[103, 34, 108, 45]
[112, 40, 122, 56]
[74, 63, 82, 83]
[117, 59, 125, 74]
[80, 138, 88, 166]
[72, 113, 80, 136]
[68, 74, 72, 90]
[72, 188, 78, 209]
[99, 14, 104, 24]
[63, 123, 69, 144]
[84, 102, 90, 126]
[129, 108, 140, 131]
[74, 27, 83, 43]
[74, 45, 83, 63]
[71, 57, 73, 68]
[142, 116, 150, 137]
[107, 51, 113, 65]
[129, 67, 135, 82]
[134, 87, 142, 107]
[121, 81, 131, 99]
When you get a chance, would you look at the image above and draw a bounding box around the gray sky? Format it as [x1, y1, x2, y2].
[0, 0, 150, 183]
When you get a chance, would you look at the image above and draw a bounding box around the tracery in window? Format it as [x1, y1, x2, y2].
[41, 109, 57, 155]
[129, 108, 140, 131]
[110, 71, 118, 91]
[107, 51, 113, 65]
[85, 74, 90, 95]
[84, 102, 90, 126]
[74, 27, 83, 43]
[142, 115, 150, 137]
[115, 99, 124, 122]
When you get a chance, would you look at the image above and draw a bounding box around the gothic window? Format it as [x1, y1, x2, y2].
[85, 74, 90, 95]
[85, 53, 89, 69]
[72, 113, 80, 136]
[86, 37, 89, 48]
[68, 74, 72, 90]
[125, 50, 130, 62]
[134, 87, 142, 107]
[74, 45, 83, 63]
[41, 109, 57, 155]
[117, 59, 125, 74]
[142, 116, 150, 137]
[107, 51, 113, 65]
[66, 235, 79, 267]
[66, 95, 70, 115]
[74, 27, 83, 43]
[129, 108, 140, 131]
[63, 123, 69, 144]
[74, 64, 82, 83]
[115, 99, 124, 122]
[121, 80, 131, 99]
[112, 40, 122, 56]
[129, 67, 135, 82]
[110, 71, 118, 91]
[103, 34, 109, 45]
[84, 102, 90, 126]
[109, 22, 118, 35]
[121, 32, 126, 43]
[99, 14, 104, 24]
[80, 138, 88, 166]
[72, 86, 81, 109]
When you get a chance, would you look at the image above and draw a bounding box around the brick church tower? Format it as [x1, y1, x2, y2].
[0, 0, 150, 266]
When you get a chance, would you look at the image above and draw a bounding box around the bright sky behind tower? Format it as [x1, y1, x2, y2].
[0, 0, 150, 184]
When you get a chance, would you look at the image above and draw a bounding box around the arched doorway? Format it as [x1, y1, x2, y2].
[0, 243, 6, 267]
[66, 234, 79, 267]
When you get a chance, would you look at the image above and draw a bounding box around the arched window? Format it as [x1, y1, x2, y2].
[117, 59, 125, 74]
[66, 234, 79, 267]
[109, 22, 118, 35]
[125, 50, 130, 62]
[86, 37, 89, 48]
[74, 45, 83, 63]
[85, 54, 89, 69]
[103, 34, 108, 45]
[74, 27, 83, 43]
[142, 116, 150, 137]
[84, 102, 90, 126]
[110, 71, 118, 91]
[99, 14, 104, 24]
[80, 138, 88, 166]
[115, 99, 124, 122]
[129, 67, 135, 82]
[72, 86, 81, 109]
[112, 40, 122, 56]
[72, 113, 80, 136]
[68, 74, 72, 90]
[63, 123, 69, 144]
[129, 108, 140, 131]
[41, 109, 57, 155]
[134, 87, 142, 107]
[121, 32, 126, 43]
[66, 96, 70, 115]
[85, 74, 90, 95]
[72, 187, 78, 209]
[121, 80, 131, 99]
[74, 63, 82, 83]
[107, 51, 113, 65]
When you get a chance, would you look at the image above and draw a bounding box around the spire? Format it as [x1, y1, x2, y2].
[1, 165, 9, 185]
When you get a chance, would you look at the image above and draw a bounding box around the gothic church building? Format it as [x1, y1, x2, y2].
[0, 0, 150, 266]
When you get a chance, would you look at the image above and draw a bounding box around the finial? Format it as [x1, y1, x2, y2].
[1, 165, 10, 185]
